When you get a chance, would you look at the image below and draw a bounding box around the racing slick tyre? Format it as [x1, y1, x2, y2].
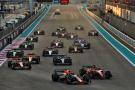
[11, 64, 15, 70]
[34, 32, 36, 35]
[83, 74, 91, 84]
[80, 49, 83, 53]
[105, 71, 112, 79]
[68, 50, 71, 53]
[53, 60, 58, 66]
[52, 74, 59, 82]
[30, 46, 34, 50]
[68, 59, 72, 65]
[27, 64, 32, 70]
[36, 57, 40, 64]
[69, 61, 72, 65]
[87, 44, 91, 49]
[8, 61, 12, 68]
[79, 69, 86, 76]
[66, 75, 73, 85]
[36, 59, 40, 64]
[51, 33, 55, 36]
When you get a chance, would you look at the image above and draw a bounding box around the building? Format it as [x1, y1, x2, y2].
[105, 0, 135, 23]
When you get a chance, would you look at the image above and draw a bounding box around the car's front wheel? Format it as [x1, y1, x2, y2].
[52, 74, 59, 82]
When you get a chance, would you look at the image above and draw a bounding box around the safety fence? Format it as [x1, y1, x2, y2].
[80, 7, 135, 66]
[86, 8, 135, 49]
[0, 4, 50, 51]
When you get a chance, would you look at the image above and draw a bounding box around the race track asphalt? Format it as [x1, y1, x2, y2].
[0, 5, 135, 90]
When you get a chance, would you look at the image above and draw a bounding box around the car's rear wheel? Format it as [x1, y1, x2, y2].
[27, 64, 32, 70]
[11, 64, 15, 70]
[8, 61, 12, 68]
[105, 71, 112, 79]
[36, 59, 40, 64]
[52, 74, 59, 82]
[83, 74, 90, 84]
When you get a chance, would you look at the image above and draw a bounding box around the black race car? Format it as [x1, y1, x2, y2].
[52, 27, 66, 36]
[57, 32, 68, 38]
[68, 45, 83, 53]
[42, 47, 58, 57]
[74, 38, 90, 49]
[34, 30, 45, 35]
[53, 55, 72, 65]
[6, 49, 24, 58]
[8, 58, 31, 70]
[26, 35, 38, 42]
[75, 25, 84, 30]
[19, 42, 34, 50]
[50, 40, 64, 48]
[88, 30, 98, 36]
[52, 69, 91, 85]
[79, 65, 112, 79]
[66, 33, 78, 40]
[23, 53, 40, 64]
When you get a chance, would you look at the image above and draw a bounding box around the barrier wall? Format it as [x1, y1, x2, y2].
[0, 4, 51, 66]
[79, 7, 135, 67]
[0, 4, 49, 51]
[86, 8, 135, 49]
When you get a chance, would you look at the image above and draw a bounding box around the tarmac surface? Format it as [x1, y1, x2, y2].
[0, 5, 135, 90]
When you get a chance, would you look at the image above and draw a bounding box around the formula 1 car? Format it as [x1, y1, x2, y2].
[8, 58, 31, 70]
[54, 9, 61, 15]
[74, 38, 90, 49]
[23, 53, 40, 64]
[57, 32, 68, 38]
[53, 55, 72, 65]
[66, 33, 78, 40]
[50, 40, 64, 48]
[57, 27, 66, 32]
[52, 27, 66, 36]
[68, 45, 83, 53]
[79, 65, 112, 79]
[6, 49, 24, 58]
[52, 69, 91, 85]
[88, 30, 98, 36]
[19, 42, 34, 50]
[75, 25, 84, 30]
[26, 35, 38, 42]
[42, 47, 58, 57]
[34, 30, 45, 35]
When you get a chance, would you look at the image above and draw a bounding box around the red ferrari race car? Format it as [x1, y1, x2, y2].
[52, 69, 91, 85]
[79, 65, 112, 79]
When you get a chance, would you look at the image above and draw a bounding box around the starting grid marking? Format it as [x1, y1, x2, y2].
[0, 38, 25, 66]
